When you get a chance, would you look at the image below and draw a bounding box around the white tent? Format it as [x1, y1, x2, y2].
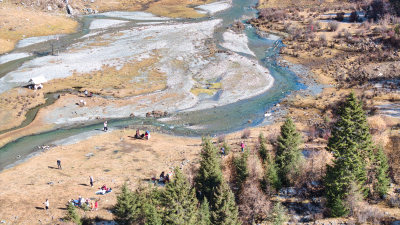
[29, 76, 47, 85]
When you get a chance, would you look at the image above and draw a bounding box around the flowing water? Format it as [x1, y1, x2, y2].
[0, 0, 303, 170]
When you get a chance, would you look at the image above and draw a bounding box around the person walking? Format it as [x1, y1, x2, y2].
[94, 200, 98, 211]
[90, 176, 94, 187]
[103, 121, 108, 132]
[44, 199, 49, 210]
[57, 160, 62, 170]
[240, 141, 245, 152]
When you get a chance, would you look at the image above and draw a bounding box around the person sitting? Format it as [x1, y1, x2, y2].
[165, 173, 170, 183]
[101, 184, 107, 190]
[106, 188, 112, 193]
[134, 129, 141, 139]
[88, 92, 93, 97]
[145, 131, 150, 140]
[159, 171, 165, 183]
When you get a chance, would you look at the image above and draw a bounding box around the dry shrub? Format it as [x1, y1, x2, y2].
[297, 149, 332, 188]
[368, 115, 387, 134]
[241, 129, 251, 139]
[387, 135, 400, 183]
[238, 154, 270, 224]
[217, 134, 226, 143]
[388, 195, 400, 208]
[328, 21, 339, 32]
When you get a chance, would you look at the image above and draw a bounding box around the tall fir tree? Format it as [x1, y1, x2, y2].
[195, 137, 223, 204]
[233, 149, 249, 194]
[262, 150, 281, 192]
[114, 183, 140, 225]
[373, 146, 390, 198]
[324, 92, 374, 217]
[162, 167, 199, 225]
[258, 133, 268, 162]
[210, 181, 241, 225]
[275, 117, 303, 186]
[198, 198, 212, 225]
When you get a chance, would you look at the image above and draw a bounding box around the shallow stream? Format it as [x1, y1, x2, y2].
[0, 0, 303, 170]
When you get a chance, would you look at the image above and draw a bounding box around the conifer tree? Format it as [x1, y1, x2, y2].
[66, 202, 82, 225]
[275, 117, 303, 186]
[211, 181, 241, 225]
[373, 146, 390, 198]
[114, 183, 140, 225]
[268, 202, 288, 225]
[262, 151, 281, 192]
[233, 150, 249, 193]
[198, 198, 211, 225]
[259, 133, 268, 162]
[195, 137, 223, 204]
[324, 92, 374, 217]
[162, 167, 199, 225]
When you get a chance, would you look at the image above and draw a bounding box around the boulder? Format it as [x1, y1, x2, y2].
[47, 5, 52, 11]
[87, 8, 93, 13]
[66, 4, 74, 15]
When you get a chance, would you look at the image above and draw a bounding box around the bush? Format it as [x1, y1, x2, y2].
[328, 21, 339, 32]
[241, 129, 251, 139]
[349, 11, 359, 22]
[217, 134, 225, 143]
[267, 202, 289, 225]
[388, 195, 400, 207]
[366, 0, 388, 21]
[65, 203, 82, 225]
[336, 12, 345, 21]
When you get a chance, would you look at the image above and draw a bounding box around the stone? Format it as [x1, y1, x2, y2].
[47, 5, 52, 11]
[90, 0, 95, 2]
[87, 8, 93, 13]
[66, 4, 73, 15]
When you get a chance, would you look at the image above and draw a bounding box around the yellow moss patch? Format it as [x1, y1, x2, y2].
[46, 56, 167, 98]
[191, 88, 217, 96]
[0, 3, 78, 54]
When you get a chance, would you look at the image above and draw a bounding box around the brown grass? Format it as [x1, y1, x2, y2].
[0, 3, 78, 54]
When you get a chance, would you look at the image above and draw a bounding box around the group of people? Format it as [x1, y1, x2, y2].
[69, 196, 98, 211]
[134, 129, 150, 140]
[158, 171, 173, 184]
[96, 184, 112, 195]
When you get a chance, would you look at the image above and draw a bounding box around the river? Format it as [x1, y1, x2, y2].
[0, 0, 302, 170]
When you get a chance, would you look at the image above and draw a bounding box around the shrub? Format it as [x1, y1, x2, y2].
[336, 12, 345, 21]
[350, 11, 359, 22]
[241, 129, 251, 139]
[65, 203, 82, 225]
[217, 134, 225, 143]
[366, 0, 388, 21]
[328, 21, 339, 32]
[388, 195, 400, 207]
[267, 202, 289, 225]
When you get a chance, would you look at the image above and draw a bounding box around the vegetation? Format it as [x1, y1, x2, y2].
[373, 146, 390, 198]
[233, 150, 249, 193]
[65, 202, 82, 225]
[275, 118, 303, 187]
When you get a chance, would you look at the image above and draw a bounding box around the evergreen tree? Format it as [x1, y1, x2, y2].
[210, 181, 241, 225]
[275, 117, 303, 186]
[162, 167, 199, 225]
[233, 150, 249, 193]
[268, 202, 288, 225]
[66, 202, 82, 225]
[258, 133, 268, 162]
[262, 151, 281, 192]
[373, 146, 390, 198]
[114, 183, 140, 225]
[195, 137, 223, 204]
[198, 198, 211, 225]
[324, 92, 374, 217]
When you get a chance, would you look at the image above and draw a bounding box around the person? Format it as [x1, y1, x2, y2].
[44, 199, 49, 210]
[84, 90, 88, 96]
[135, 129, 141, 139]
[165, 173, 170, 183]
[220, 147, 225, 156]
[94, 200, 98, 211]
[103, 121, 108, 131]
[159, 171, 165, 183]
[145, 131, 150, 140]
[101, 184, 107, 190]
[57, 160, 62, 169]
[240, 141, 245, 152]
[90, 176, 94, 187]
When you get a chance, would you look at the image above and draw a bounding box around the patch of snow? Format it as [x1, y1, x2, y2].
[16, 35, 64, 48]
[89, 19, 129, 30]
[195, 1, 231, 15]
[221, 30, 255, 56]
[0, 53, 31, 64]
[98, 11, 169, 21]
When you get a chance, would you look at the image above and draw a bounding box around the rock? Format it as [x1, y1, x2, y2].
[66, 4, 73, 15]
[87, 8, 92, 13]
[129, 113, 135, 118]
[47, 5, 52, 11]
[90, 0, 95, 2]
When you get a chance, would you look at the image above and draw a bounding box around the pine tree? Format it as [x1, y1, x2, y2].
[114, 183, 140, 225]
[262, 151, 281, 192]
[275, 117, 303, 186]
[210, 181, 241, 225]
[195, 137, 223, 204]
[373, 146, 390, 198]
[324, 92, 374, 217]
[162, 167, 199, 225]
[198, 198, 211, 225]
[66, 202, 82, 225]
[233, 149, 249, 193]
[268, 202, 288, 225]
[259, 133, 268, 162]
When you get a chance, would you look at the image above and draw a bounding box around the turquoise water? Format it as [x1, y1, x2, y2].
[0, 0, 303, 170]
